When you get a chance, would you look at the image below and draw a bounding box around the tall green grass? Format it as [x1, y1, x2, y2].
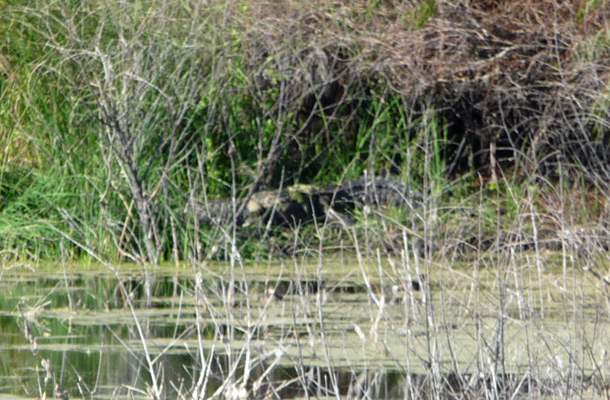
[1, 0, 610, 266]
[0, 0, 433, 263]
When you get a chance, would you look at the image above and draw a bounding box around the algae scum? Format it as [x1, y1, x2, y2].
[0, 257, 609, 399]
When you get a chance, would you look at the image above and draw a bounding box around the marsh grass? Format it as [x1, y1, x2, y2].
[3, 0, 610, 264]
[3, 0, 610, 398]
[8, 223, 610, 400]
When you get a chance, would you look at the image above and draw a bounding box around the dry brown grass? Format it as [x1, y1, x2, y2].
[219, 0, 610, 180]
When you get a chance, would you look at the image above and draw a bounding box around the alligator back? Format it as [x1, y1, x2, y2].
[195, 177, 421, 228]
[341, 177, 421, 208]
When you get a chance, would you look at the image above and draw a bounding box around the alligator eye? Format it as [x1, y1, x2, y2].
[247, 200, 262, 214]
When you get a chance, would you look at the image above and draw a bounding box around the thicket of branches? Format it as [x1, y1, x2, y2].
[240, 0, 610, 179]
[1, 0, 610, 263]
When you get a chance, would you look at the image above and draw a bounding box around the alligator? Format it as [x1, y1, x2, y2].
[194, 177, 421, 229]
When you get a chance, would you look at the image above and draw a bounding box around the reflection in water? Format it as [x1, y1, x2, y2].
[0, 265, 607, 399]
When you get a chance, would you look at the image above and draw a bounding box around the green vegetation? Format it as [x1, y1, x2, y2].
[5, 2, 610, 398]
[2, 0, 610, 266]
[401, 0, 438, 30]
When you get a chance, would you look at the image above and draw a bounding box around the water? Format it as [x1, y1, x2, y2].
[0, 257, 608, 399]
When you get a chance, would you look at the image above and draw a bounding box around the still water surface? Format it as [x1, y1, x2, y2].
[0, 257, 608, 399]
